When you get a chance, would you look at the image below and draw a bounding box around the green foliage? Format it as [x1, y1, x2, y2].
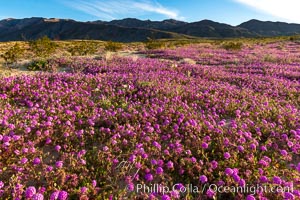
[26, 60, 48, 71]
[1, 43, 24, 65]
[144, 40, 166, 50]
[144, 39, 198, 50]
[222, 41, 243, 51]
[288, 35, 300, 41]
[104, 41, 123, 52]
[26, 59, 57, 72]
[29, 36, 57, 58]
[171, 40, 192, 47]
[68, 41, 98, 56]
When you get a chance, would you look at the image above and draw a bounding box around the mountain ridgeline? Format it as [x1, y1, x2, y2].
[1, 17, 300, 42]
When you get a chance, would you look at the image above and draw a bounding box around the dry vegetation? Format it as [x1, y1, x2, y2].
[1, 35, 300, 77]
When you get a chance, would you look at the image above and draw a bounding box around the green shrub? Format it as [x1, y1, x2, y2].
[1, 43, 24, 66]
[104, 41, 123, 52]
[29, 36, 57, 58]
[172, 40, 192, 47]
[222, 41, 243, 51]
[288, 35, 300, 41]
[144, 40, 166, 50]
[68, 41, 98, 56]
[26, 60, 48, 71]
[26, 59, 57, 72]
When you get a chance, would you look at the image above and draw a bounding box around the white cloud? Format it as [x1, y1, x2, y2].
[0, 16, 11, 20]
[132, 1, 179, 19]
[64, 0, 182, 20]
[234, 0, 300, 23]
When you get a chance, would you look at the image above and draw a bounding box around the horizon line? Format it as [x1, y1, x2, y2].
[1, 16, 300, 26]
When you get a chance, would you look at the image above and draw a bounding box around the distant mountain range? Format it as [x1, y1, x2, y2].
[1, 17, 300, 42]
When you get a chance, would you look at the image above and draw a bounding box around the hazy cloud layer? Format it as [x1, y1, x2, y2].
[64, 0, 181, 20]
[234, 0, 300, 23]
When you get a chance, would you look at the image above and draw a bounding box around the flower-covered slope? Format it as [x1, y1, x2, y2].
[0, 42, 299, 199]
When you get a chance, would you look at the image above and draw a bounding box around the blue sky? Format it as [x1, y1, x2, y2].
[0, 0, 299, 25]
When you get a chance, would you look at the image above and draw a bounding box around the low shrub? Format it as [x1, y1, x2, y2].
[104, 41, 123, 52]
[144, 40, 166, 50]
[26, 59, 58, 72]
[222, 41, 243, 51]
[68, 41, 99, 56]
[1, 43, 24, 66]
[29, 36, 57, 58]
